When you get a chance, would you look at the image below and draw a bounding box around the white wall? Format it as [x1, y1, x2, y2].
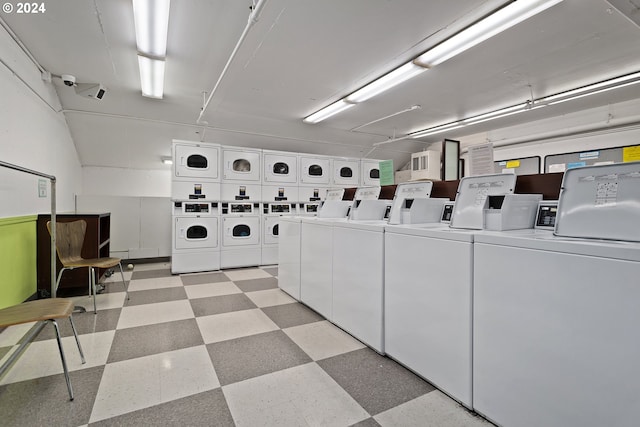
[0, 25, 81, 217]
[81, 166, 171, 197]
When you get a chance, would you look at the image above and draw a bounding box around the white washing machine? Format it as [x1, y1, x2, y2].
[383, 173, 517, 409]
[299, 155, 331, 186]
[221, 146, 261, 182]
[262, 150, 298, 185]
[171, 201, 220, 274]
[261, 202, 297, 265]
[360, 159, 381, 186]
[331, 182, 433, 354]
[220, 201, 261, 268]
[472, 162, 640, 427]
[331, 157, 360, 188]
[171, 140, 221, 201]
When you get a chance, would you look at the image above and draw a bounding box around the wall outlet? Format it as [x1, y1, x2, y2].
[38, 179, 47, 197]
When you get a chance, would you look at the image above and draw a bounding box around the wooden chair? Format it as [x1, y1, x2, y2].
[0, 298, 85, 400]
[47, 220, 128, 313]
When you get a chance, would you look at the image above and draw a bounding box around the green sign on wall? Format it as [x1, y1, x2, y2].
[379, 160, 394, 186]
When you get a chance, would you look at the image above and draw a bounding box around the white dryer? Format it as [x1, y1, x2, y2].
[221, 146, 261, 182]
[261, 202, 297, 265]
[221, 182, 262, 201]
[299, 155, 331, 186]
[171, 140, 221, 201]
[262, 150, 298, 184]
[171, 201, 220, 274]
[331, 157, 360, 187]
[360, 159, 381, 186]
[220, 201, 261, 268]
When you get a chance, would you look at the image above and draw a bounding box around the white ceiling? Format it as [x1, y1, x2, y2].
[4, 0, 640, 170]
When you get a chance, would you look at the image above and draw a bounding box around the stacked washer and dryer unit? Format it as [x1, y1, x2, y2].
[171, 141, 222, 274]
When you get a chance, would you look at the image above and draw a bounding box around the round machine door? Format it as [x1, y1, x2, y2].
[222, 217, 260, 246]
[333, 159, 360, 185]
[300, 156, 330, 184]
[175, 217, 218, 249]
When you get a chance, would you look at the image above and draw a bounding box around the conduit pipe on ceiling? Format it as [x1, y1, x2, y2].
[196, 0, 268, 125]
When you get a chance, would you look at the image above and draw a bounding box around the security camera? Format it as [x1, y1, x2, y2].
[61, 74, 76, 87]
[74, 83, 107, 100]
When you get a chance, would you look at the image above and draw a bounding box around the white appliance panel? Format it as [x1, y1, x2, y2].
[384, 228, 473, 408]
[332, 158, 360, 187]
[332, 224, 384, 352]
[261, 185, 299, 202]
[263, 215, 280, 245]
[300, 220, 333, 319]
[221, 216, 260, 247]
[174, 216, 218, 249]
[171, 180, 220, 201]
[361, 159, 381, 186]
[173, 142, 220, 180]
[221, 183, 261, 201]
[300, 156, 330, 185]
[263, 151, 298, 184]
[222, 148, 261, 181]
[474, 239, 640, 427]
[278, 217, 302, 299]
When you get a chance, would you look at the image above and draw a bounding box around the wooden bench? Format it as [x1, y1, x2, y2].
[0, 298, 85, 400]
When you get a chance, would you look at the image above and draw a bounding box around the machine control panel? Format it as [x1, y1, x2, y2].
[221, 202, 259, 214]
[184, 203, 209, 213]
[441, 203, 454, 222]
[535, 201, 558, 229]
[264, 203, 294, 214]
[304, 204, 319, 213]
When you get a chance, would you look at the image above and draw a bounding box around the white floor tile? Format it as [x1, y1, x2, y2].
[283, 321, 365, 361]
[130, 262, 171, 272]
[0, 331, 114, 385]
[245, 288, 296, 308]
[116, 300, 194, 330]
[223, 268, 271, 282]
[184, 281, 242, 299]
[127, 276, 183, 292]
[223, 363, 368, 427]
[375, 390, 491, 427]
[89, 345, 219, 423]
[0, 322, 36, 347]
[70, 292, 127, 312]
[196, 309, 278, 344]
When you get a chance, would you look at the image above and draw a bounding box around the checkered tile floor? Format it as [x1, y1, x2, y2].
[0, 263, 493, 426]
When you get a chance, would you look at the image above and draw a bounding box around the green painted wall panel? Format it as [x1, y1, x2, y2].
[0, 215, 37, 309]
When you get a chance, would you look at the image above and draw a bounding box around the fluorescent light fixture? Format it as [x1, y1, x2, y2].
[132, 0, 171, 57]
[303, 99, 355, 124]
[161, 156, 173, 165]
[138, 55, 165, 99]
[415, 0, 563, 67]
[346, 63, 427, 103]
[410, 122, 464, 138]
[539, 71, 640, 105]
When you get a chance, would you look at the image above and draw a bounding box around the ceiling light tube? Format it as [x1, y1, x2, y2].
[345, 62, 427, 103]
[132, 0, 171, 57]
[410, 122, 465, 138]
[303, 99, 355, 124]
[138, 55, 165, 99]
[539, 71, 640, 105]
[415, 0, 563, 67]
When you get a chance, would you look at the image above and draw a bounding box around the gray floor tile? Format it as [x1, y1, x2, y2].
[181, 272, 230, 286]
[89, 388, 235, 427]
[0, 366, 103, 427]
[107, 319, 204, 363]
[234, 277, 278, 292]
[351, 417, 382, 427]
[130, 268, 173, 280]
[262, 266, 278, 276]
[34, 308, 122, 341]
[124, 286, 188, 307]
[207, 330, 311, 386]
[318, 348, 435, 416]
[262, 302, 324, 329]
[190, 293, 257, 317]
